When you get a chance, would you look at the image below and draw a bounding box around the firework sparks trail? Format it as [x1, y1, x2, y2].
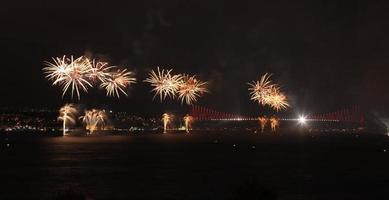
[178, 75, 208, 105]
[183, 114, 194, 133]
[80, 109, 107, 134]
[43, 56, 70, 81]
[270, 117, 279, 132]
[267, 92, 289, 112]
[258, 116, 268, 133]
[43, 56, 93, 100]
[248, 73, 275, 105]
[100, 69, 136, 98]
[144, 67, 183, 101]
[58, 104, 77, 136]
[87, 60, 115, 83]
[44, 55, 138, 99]
[162, 113, 172, 134]
[56, 56, 94, 99]
[248, 73, 289, 112]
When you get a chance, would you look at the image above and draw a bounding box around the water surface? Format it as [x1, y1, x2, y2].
[1, 133, 388, 200]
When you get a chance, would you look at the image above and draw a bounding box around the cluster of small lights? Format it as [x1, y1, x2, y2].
[207, 117, 340, 123]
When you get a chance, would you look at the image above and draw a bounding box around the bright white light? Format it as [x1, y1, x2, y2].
[298, 115, 307, 125]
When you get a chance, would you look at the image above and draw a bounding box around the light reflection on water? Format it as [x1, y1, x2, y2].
[1, 133, 389, 200]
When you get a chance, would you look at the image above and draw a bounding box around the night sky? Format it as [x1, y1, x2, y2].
[1, 0, 389, 116]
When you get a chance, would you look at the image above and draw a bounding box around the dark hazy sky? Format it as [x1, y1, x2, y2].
[0, 0, 388, 116]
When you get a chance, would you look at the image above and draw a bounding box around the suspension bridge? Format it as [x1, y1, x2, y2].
[189, 105, 365, 124]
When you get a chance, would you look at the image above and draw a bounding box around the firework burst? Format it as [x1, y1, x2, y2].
[58, 104, 77, 136]
[183, 114, 194, 133]
[248, 73, 289, 112]
[258, 116, 268, 133]
[43, 56, 93, 99]
[44, 55, 137, 99]
[144, 67, 183, 101]
[162, 113, 172, 133]
[80, 109, 107, 134]
[270, 116, 279, 132]
[43, 56, 70, 81]
[87, 60, 114, 83]
[248, 73, 275, 105]
[267, 92, 289, 112]
[56, 56, 93, 99]
[100, 69, 136, 98]
[178, 75, 208, 105]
